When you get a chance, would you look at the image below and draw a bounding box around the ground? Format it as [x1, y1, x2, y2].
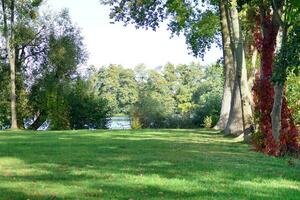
[0, 129, 299, 200]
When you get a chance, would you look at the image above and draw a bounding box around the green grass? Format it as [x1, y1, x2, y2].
[0, 129, 299, 200]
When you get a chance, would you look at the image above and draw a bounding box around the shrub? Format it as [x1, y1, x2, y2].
[131, 113, 142, 129]
[286, 73, 300, 127]
[203, 116, 213, 128]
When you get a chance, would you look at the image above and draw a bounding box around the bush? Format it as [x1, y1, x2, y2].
[286, 73, 300, 127]
[203, 116, 213, 128]
[131, 113, 142, 129]
[68, 93, 109, 129]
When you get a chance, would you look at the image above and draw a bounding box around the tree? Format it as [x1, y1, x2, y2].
[193, 64, 223, 127]
[223, 0, 253, 136]
[133, 68, 176, 128]
[97, 65, 138, 115]
[0, 0, 43, 129]
[214, 0, 235, 129]
[68, 77, 109, 129]
[270, 0, 300, 143]
[29, 9, 87, 130]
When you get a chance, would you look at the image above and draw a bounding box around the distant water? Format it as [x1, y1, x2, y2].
[106, 116, 131, 130]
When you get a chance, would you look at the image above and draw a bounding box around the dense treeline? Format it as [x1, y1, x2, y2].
[94, 63, 223, 128]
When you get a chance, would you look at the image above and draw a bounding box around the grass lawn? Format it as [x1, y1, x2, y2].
[0, 129, 299, 200]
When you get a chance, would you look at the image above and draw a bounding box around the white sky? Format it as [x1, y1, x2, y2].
[43, 0, 222, 69]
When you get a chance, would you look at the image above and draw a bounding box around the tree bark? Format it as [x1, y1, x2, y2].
[224, 0, 253, 136]
[1, 0, 18, 129]
[248, 47, 258, 92]
[271, 83, 284, 142]
[9, 46, 18, 129]
[28, 111, 45, 130]
[214, 0, 235, 130]
[271, 4, 287, 144]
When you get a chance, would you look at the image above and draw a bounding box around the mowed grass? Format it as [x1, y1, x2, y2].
[0, 129, 299, 200]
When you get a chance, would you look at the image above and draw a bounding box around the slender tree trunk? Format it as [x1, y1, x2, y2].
[29, 111, 45, 130]
[271, 83, 284, 142]
[224, 0, 253, 136]
[2, 0, 18, 129]
[271, 7, 288, 143]
[248, 47, 257, 93]
[9, 47, 18, 129]
[214, 0, 235, 130]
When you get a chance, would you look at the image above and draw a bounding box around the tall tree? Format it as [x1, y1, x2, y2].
[214, 0, 234, 129]
[29, 9, 87, 130]
[270, 0, 300, 143]
[0, 0, 43, 129]
[97, 65, 138, 115]
[224, 0, 253, 136]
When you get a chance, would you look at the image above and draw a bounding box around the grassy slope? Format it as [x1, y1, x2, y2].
[0, 129, 299, 200]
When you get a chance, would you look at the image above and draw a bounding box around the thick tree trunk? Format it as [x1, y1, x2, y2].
[214, 0, 235, 130]
[224, 0, 253, 136]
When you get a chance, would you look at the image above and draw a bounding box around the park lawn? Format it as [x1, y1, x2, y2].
[0, 129, 299, 200]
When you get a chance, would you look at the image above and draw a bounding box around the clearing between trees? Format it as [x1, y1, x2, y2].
[0, 129, 299, 200]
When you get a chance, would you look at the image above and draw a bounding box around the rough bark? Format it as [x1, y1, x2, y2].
[224, 0, 253, 136]
[214, 0, 235, 130]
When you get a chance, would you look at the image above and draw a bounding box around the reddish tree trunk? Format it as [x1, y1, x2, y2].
[253, 14, 299, 156]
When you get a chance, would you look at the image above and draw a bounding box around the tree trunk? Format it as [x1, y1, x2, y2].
[214, 0, 235, 130]
[248, 47, 258, 93]
[271, 6, 287, 144]
[2, 0, 18, 129]
[271, 83, 284, 142]
[9, 47, 18, 129]
[29, 111, 45, 130]
[224, 0, 253, 136]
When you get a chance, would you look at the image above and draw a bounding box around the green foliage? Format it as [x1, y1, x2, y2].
[97, 65, 138, 115]
[131, 113, 142, 129]
[272, 4, 300, 84]
[127, 63, 223, 128]
[203, 115, 213, 128]
[252, 130, 266, 149]
[286, 72, 300, 126]
[193, 65, 223, 127]
[0, 64, 10, 129]
[28, 10, 88, 130]
[102, 0, 220, 58]
[68, 78, 109, 129]
[132, 67, 175, 128]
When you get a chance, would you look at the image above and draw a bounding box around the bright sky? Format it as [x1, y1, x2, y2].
[43, 0, 222, 69]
